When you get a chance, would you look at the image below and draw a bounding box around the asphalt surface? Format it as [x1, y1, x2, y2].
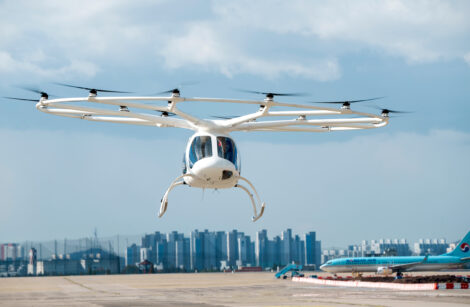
[0, 272, 469, 306]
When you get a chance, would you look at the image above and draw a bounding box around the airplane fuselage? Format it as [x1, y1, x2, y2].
[320, 255, 465, 273]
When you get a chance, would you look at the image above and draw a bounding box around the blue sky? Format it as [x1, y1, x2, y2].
[1, 0, 469, 247]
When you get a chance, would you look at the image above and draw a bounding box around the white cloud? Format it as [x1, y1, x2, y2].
[464, 52, 470, 66]
[0, 51, 99, 78]
[159, 24, 341, 80]
[213, 0, 470, 64]
[0, 0, 469, 83]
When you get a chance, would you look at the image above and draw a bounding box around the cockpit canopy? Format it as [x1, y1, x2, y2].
[183, 134, 241, 173]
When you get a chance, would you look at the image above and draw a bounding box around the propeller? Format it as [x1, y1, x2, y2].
[369, 105, 411, 117]
[310, 96, 384, 108]
[19, 86, 51, 99]
[4, 86, 52, 101]
[155, 88, 181, 95]
[234, 88, 306, 99]
[211, 115, 240, 120]
[158, 111, 176, 117]
[54, 83, 132, 94]
[3, 97, 39, 102]
[153, 81, 199, 96]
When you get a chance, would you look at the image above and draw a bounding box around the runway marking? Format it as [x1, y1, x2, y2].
[62, 277, 120, 295]
[269, 303, 387, 307]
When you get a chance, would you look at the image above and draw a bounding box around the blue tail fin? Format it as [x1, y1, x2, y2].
[445, 231, 470, 257]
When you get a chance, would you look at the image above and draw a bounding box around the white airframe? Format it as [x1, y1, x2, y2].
[32, 88, 389, 222]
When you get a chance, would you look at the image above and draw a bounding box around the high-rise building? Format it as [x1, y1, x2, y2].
[226, 230, 238, 267]
[314, 240, 321, 268]
[0, 243, 23, 261]
[280, 229, 292, 265]
[292, 235, 304, 265]
[237, 233, 251, 266]
[304, 232, 316, 266]
[125, 244, 140, 266]
[305, 232, 321, 268]
[255, 229, 268, 267]
[215, 231, 227, 267]
[190, 230, 203, 271]
[203, 230, 217, 270]
[414, 238, 448, 255]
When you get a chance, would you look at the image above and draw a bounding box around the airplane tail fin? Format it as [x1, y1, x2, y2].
[445, 231, 470, 257]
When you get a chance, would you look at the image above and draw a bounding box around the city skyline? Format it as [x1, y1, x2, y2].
[1, 227, 462, 259]
[2, 227, 462, 277]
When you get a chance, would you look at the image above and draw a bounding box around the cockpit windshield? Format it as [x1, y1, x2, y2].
[217, 137, 240, 170]
[189, 136, 212, 167]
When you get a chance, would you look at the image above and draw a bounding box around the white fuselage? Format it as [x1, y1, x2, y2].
[183, 132, 241, 189]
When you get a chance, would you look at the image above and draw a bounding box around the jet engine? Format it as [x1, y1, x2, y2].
[376, 267, 393, 275]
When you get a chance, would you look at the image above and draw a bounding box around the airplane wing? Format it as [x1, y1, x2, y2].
[389, 255, 428, 272]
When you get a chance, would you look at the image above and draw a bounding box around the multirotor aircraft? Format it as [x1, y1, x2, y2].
[5, 86, 398, 221]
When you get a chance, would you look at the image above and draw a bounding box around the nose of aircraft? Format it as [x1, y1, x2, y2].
[319, 264, 328, 272]
[192, 157, 236, 182]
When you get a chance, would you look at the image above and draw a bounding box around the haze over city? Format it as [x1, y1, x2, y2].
[1, 0, 469, 247]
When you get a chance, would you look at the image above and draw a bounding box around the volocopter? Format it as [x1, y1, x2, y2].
[5, 85, 401, 221]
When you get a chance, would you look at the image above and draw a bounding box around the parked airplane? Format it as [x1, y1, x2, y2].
[320, 231, 470, 276]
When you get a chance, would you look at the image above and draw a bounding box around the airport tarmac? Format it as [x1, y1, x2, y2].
[0, 272, 469, 307]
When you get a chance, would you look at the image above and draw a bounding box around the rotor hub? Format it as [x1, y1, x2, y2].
[171, 89, 180, 97]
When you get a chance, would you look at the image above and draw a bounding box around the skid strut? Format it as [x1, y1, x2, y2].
[235, 176, 266, 222]
[158, 174, 195, 218]
[158, 174, 266, 222]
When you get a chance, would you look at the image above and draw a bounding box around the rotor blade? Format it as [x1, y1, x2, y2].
[3, 96, 38, 102]
[54, 82, 132, 93]
[157, 111, 177, 117]
[19, 87, 44, 95]
[211, 115, 240, 120]
[234, 88, 306, 97]
[386, 110, 410, 114]
[369, 105, 411, 114]
[18, 86, 53, 97]
[151, 82, 198, 96]
[154, 89, 178, 95]
[310, 96, 385, 104]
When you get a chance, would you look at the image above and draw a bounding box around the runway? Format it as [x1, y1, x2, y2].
[0, 272, 469, 306]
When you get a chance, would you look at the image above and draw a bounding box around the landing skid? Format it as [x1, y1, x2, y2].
[234, 176, 266, 222]
[158, 174, 195, 218]
[158, 174, 266, 222]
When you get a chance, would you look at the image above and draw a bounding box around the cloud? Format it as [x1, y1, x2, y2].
[0, 51, 99, 78]
[0, 0, 469, 84]
[464, 52, 470, 66]
[159, 24, 341, 80]
[212, 1, 470, 64]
